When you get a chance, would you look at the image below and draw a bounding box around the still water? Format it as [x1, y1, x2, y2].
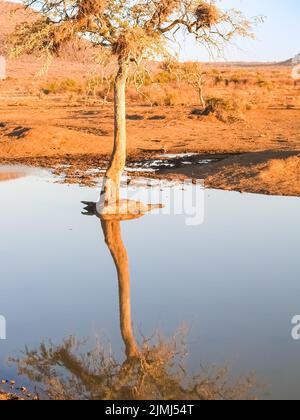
[0, 167, 300, 399]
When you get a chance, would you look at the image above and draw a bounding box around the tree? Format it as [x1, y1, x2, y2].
[183, 62, 207, 108]
[11, 0, 254, 214]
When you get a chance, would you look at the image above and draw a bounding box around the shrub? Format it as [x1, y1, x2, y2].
[154, 71, 177, 84]
[42, 79, 82, 95]
[164, 92, 177, 106]
[256, 79, 270, 89]
[192, 96, 243, 123]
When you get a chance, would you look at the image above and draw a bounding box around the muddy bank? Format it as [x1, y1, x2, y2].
[0, 103, 299, 196]
[0, 149, 299, 196]
[159, 150, 300, 197]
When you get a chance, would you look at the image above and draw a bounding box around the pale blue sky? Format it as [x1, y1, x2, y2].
[179, 0, 300, 62]
[10, 0, 300, 62]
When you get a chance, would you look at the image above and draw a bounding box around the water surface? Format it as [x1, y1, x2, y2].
[0, 168, 299, 399]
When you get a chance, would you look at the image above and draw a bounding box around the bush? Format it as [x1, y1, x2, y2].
[192, 96, 243, 123]
[256, 79, 270, 89]
[42, 79, 82, 95]
[163, 92, 177, 106]
[154, 71, 178, 84]
[206, 97, 233, 112]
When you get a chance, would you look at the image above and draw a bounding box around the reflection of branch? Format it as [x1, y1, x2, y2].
[101, 219, 139, 359]
[50, 345, 106, 395]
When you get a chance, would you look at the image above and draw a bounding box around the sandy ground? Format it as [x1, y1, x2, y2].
[0, 1, 299, 196]
[0, 98, 299, 196]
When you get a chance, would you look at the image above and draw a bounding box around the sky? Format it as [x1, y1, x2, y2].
[179, 0, 300, 62]
[8, 0, 300, 63]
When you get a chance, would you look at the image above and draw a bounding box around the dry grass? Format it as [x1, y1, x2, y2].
[23, 64, 298, 115]
[1, 1, 299, 113]
[42, 78, 83, 95]
[259, 155, 300, 195]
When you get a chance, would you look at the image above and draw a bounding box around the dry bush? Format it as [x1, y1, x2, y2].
[39, 64, 297, 112]
[42, 78, 83, 95]
[260, 156, 300, 190]
[42, 76, 113, 101]
[154, 71, 178, 84]
[85, 75, 113, 102]
[134, 82, 196, 106]
[191, 96, 244, 123]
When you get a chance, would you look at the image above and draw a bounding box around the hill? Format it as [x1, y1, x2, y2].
[0, 0, 37, 54]
[0, 0, 102, 83]
[277, 54, 300, 66]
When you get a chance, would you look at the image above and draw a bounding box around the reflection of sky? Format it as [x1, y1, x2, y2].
[10, 0, 300, 62]
[0, 174, 300, 399]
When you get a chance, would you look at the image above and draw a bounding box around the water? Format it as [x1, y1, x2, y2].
[0, 167, 300, 399]
[125, 153, 214, 173]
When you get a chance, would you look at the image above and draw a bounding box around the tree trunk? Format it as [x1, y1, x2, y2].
[101, 60, 129, 207]
[198, 84, 206, 109]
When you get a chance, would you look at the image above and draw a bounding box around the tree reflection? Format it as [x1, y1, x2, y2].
[101, 218, 139, 359]
[11, 200, 255, 400]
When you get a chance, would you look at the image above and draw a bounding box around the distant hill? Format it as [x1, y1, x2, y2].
[0, 0, 37, 54]
[277, 54, 300, 66]
[0, 0, 97, 60]
[0, 0, 102, 84]
[278, 59, 293, 66]
[0, 1, 36, 34]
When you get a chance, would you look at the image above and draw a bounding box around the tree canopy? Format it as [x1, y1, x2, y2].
[11, 0, 256, 62]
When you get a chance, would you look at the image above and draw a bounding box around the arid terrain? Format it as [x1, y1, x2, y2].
[1, 77, 299, 196]
[1, 1, 300, 402]
[0, 0, 299, 197]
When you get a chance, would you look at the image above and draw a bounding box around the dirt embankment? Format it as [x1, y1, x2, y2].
[160, 150, 300, 196]
[0, 100, 299, 196]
